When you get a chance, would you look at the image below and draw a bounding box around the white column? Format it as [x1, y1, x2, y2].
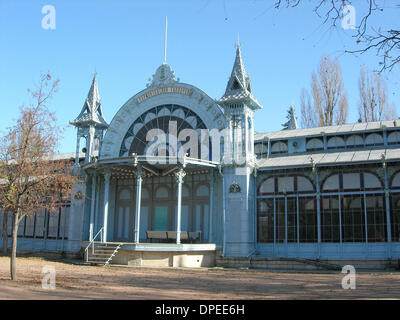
[103, 170, 111, 243]
[89, 172, 97, 241]
[208, 170, 214, 243]
[134, 165, 143, 243]
[175, 167, 186, 244]
[75, 132, 81, 166]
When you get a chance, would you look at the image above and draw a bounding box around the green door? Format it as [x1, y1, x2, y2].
[154, 206, 168, 231]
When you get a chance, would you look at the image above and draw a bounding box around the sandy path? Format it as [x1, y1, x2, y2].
[0, 257, 400, 299]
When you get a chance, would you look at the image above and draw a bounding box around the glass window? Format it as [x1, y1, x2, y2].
[390, 194, 400, 242]
[259, 177, 275, 194]
[297, 176, 314, 192]
[365, 133, 383, 146]
[155, 187, 169, 199]
[299, 198, 317, 242]
[342, 195, 364, 242]
[278, 177, 294, 193]
[257, 199, 274, 243]
[327, 136, 345, 149]
[364, 173, 382, 189]
[366, 195, 386, 242]
[323, 174, 339, 191]
[47, 210, 59, 239]
[271, 141, 288, 154]
[346, 135, 364, 148]
[388, 131, 400, 145]
[321, 196, 340, 242]
[343, 173, 361, 190]
[306, 138, 324, 151]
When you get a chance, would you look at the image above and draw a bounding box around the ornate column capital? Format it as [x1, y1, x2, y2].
[174, 167, 186, 184]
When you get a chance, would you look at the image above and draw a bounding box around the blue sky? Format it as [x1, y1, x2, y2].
[0, 0, 399, 154]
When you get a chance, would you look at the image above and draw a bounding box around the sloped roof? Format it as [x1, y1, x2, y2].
[256, 147, 400, 169]
[217, 46, 262, 110]
[70, 74, 108, 128]
[255, 119, 400, 141]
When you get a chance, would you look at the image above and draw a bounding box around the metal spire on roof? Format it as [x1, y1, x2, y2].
[70, 73, 108, 129]
[163, 16, 168, 65]
[217, 40, 262, 110]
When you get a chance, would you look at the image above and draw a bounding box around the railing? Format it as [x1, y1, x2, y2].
[84, 227, 104, 263]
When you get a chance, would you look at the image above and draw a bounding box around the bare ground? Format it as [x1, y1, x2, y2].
[0, 257, 400, 299]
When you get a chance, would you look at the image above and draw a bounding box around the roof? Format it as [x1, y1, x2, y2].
[70, 74, 109, 128]
[217, 46, 262, 110]
[256, 147, 400, 170]
[255, 119, 400, 141]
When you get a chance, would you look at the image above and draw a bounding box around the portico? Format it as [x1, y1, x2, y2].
[82, 155, 219, 246]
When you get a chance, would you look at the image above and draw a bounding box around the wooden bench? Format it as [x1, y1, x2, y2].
[146, 230, 202, 243]
[146, 231, 167, 242]
[188, 231, 202, 243]
[166, 231, 189, 242]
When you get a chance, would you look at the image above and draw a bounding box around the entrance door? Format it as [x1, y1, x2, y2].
[154, 206, 168, 231]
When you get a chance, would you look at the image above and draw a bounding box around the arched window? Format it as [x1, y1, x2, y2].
[388, 131, 400, 145]
[365, 133, 383, 146]
[306, 138, 324, 151]
[271, 141, 288, 154]
[327, 136, 345, 149]
[391, 171, 400, 188]
[346, 135, 364, 148]
[259, 177, 274, 194]
[322, 174, 339, 191]
[119, 189, 131, 200]
[195, 185, 209, 197]
[259, 175, 314, 194]
[155, 186, 169, 199]
[141, 187, 150, 200]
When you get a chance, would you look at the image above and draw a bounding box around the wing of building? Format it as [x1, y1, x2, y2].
[3, 47, 400, 270]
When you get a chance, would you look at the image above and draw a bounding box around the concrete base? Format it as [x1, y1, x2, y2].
[81, 242, 219, 268]
[216, 256, 400, 271]
[112, 249, 216, 268]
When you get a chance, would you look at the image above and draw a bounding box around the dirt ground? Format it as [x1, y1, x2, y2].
[0, 256, 400, 299]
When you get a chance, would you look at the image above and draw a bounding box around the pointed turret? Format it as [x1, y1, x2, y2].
[217, 44, 262, 110]
[71, 74, 108, 165]
[70, 73, 108, 129]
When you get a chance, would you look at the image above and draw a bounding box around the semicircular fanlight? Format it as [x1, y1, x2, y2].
[119, 104, 209, 158]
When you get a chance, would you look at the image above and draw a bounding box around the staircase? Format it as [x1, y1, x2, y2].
[85, 242, 122, 266]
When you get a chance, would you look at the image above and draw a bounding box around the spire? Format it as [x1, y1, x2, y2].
[163, 16, 168, 65]
[70, 73, 108, 129]
[217, 43, 262, 110]
[282, 106, 298, 130]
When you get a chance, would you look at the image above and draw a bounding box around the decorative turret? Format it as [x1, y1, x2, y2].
[71, 73, 108, 165]
[217, 43, 263, 165]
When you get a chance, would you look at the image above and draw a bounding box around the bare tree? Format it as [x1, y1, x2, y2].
[274, 1, 400, 71]
[0, 74, 76, 280]
[301, 55, 348, 128]
[358, 67, 397, 122]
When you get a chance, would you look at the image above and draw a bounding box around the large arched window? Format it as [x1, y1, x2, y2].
[119, 104, 209, 159]
[258, 175, 315, 195]
[321, 171, 386, 243]
[257, 175, 317, 243]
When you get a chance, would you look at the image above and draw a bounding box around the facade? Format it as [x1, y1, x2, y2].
[2, 45, 400, 267]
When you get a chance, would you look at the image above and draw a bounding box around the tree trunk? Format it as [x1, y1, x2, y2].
[10, 213, 19, 281]
[2, 212, 8, 255]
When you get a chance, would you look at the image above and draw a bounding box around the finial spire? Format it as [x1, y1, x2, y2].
[235, 33, 241, 50]
[163, 16, 168, 64]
